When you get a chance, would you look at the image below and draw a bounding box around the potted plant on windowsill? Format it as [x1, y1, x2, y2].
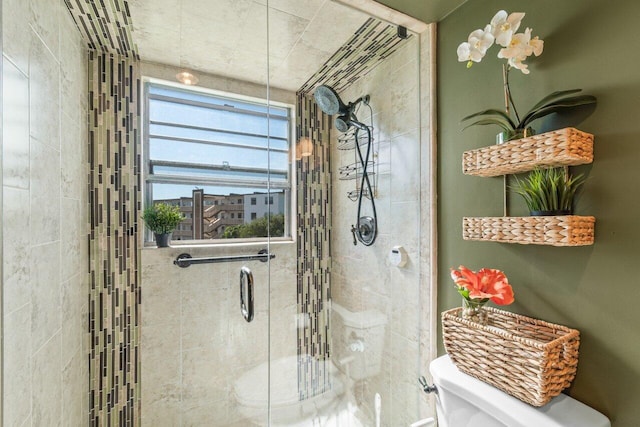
[142, 203, 185, 247]
[512, 167, 585, 216]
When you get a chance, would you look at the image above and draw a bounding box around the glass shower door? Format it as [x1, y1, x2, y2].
[268, 2, 426, 426]
[138, 1, 273, 426]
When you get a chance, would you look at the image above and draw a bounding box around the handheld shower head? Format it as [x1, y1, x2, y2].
[335, 115, 368, 133]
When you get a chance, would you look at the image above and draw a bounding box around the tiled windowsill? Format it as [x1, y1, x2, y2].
[142, 238, 295, 250]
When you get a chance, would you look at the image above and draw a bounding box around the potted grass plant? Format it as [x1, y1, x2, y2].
[142, 203, 185, 247]
[512, 168, 585, 216]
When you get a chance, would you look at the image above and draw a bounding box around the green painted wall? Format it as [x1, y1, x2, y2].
[386, 0, 640, 425]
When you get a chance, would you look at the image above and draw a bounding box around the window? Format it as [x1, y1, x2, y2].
[144, 80, 293, 242]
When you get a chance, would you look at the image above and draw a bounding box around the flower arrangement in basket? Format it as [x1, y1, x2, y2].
[444, 265, 581, 407]
[457, 10, 597, 142]
[451, 265, 514, 324]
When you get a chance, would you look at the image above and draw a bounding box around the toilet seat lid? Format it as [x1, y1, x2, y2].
[430, 355, 610, 427]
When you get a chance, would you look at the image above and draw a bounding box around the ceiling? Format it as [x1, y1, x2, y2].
[377, 0, 469, 23]
[127, 0, 373, 91]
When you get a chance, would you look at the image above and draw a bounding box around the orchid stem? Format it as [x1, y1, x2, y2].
[503, 64, 521, 126]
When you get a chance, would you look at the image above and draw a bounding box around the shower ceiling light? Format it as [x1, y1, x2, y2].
[176, 71, 199, 85]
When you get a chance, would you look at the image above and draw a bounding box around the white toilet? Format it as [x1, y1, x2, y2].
[233, 302, 387, 426]
[233, 354, 346, 425]
[429, 355, 611, 427]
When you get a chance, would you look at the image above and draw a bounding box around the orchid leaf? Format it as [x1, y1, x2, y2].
[519, 95, 597, 128]
[462, 118, 514, 133]
[529, 89, 584, 112]
[461, 109, 516, 128]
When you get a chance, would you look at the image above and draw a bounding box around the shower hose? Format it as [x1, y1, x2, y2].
[352, 122, 377, 246]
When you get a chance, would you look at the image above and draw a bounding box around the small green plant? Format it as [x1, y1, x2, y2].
[512, 168, 586, 214]
[142, 203, 184, 234]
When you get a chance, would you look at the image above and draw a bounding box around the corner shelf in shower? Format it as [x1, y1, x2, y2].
[337, 125, 378, 201]
[461, 127, 596, 246]
[336, 127, 373, 151]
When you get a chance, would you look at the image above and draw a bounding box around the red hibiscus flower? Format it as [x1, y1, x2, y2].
[450, 265, 514, 306]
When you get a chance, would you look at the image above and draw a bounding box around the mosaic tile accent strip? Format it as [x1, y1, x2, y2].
[88, 50, 141, 426]
[298, 17, 410, 95]
[64, 0, 139, 58]
[296, 92, 333, 400]
[295, 17, 412, 399]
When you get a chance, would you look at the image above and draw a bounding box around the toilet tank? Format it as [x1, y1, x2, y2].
[429, 355, 610, 427]
[331, 302, 387, 380]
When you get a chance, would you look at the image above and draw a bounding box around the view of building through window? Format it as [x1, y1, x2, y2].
[155, 189, 286, 240]
[143, 80, 292, 241]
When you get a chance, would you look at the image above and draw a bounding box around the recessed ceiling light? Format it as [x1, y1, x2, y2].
[176, 71, 199, 85]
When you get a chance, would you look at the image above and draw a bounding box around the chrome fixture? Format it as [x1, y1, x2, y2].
[314, 84, 378, 246]
[418, 376, 438, 394]
[240, 266, 254, 322]
[173, 249, 274, 268]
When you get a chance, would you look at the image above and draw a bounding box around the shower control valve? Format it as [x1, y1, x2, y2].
[350, 225, 358, 246]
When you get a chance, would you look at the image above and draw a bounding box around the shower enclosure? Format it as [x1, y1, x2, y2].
[138, 1, 434, 426]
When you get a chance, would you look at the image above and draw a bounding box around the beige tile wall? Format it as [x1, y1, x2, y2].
[140, 243, 298, 426]
[2, 0, 88, 425]
[330, 34, 432, 426]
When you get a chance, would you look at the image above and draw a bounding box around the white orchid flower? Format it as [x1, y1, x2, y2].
[499, 28, 536, 58]
[529, 36, 544, 57]
[508, 57, 530, 74]
[457, 25, 495, 66]
[491, 10, 525, 47]
[498, 28, 544, 74]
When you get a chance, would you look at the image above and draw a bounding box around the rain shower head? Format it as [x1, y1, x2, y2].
[314, 85, 349, 116]
[313, 84, 370, 132]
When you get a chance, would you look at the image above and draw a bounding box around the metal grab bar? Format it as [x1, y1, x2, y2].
[173, 249, 274, 268]
[240, 266, 254, 322]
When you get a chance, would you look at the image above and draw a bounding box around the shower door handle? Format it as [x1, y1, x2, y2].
[239, 266, 254, 322]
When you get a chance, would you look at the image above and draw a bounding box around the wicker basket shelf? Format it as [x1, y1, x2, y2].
[463, 215, 595, 246]
[442, 307, 580, 407]
[462, 127, 594, 177]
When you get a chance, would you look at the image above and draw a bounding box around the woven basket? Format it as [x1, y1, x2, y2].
[442, 307, 580, 407]
[462, 127, 593, 177]
[463, 215, 595, 246]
